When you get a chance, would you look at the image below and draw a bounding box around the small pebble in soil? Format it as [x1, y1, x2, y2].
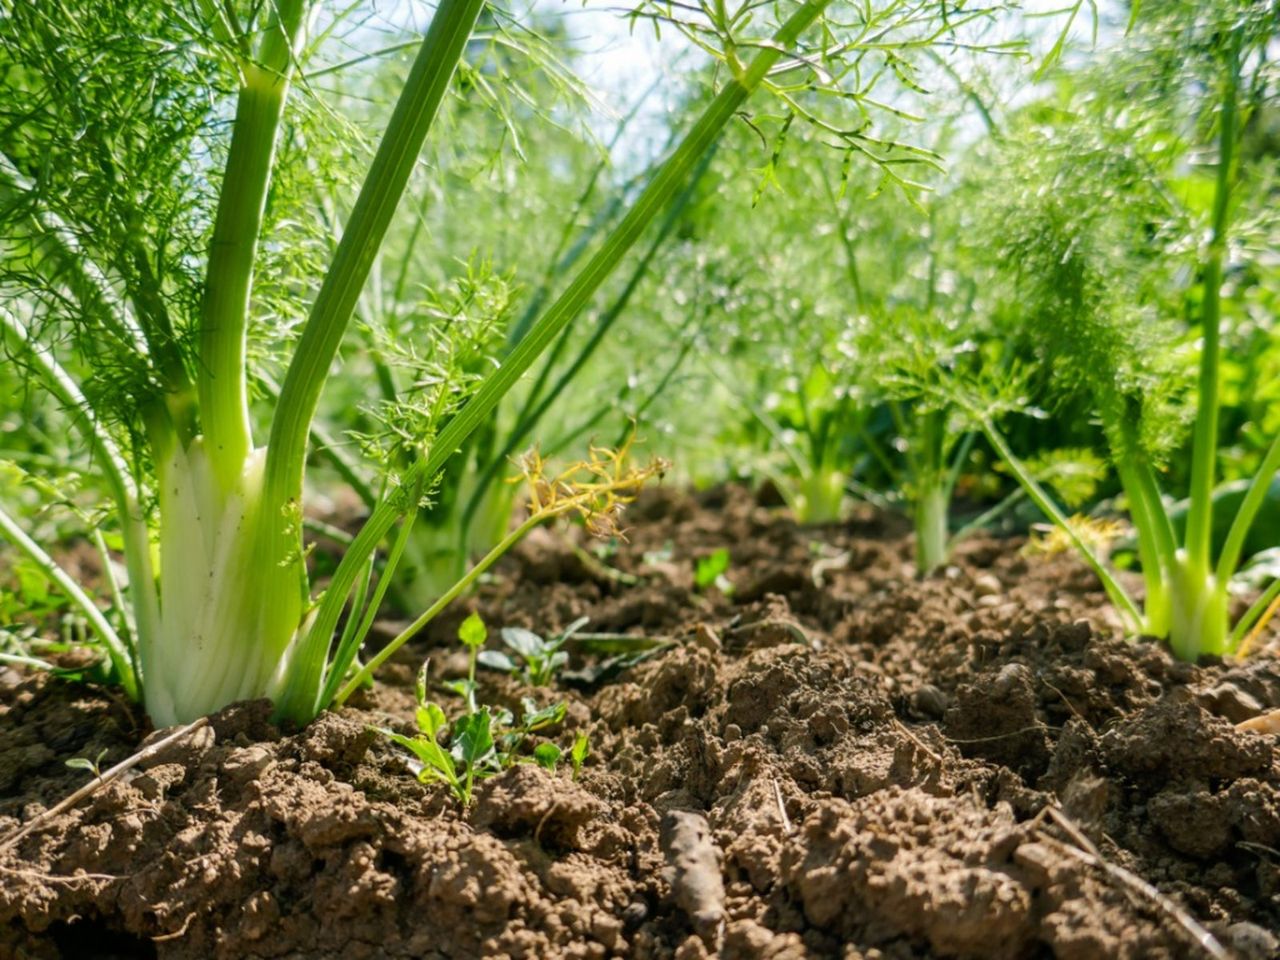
[972, 572, 1002, 598]
[911, 684, 948, 719]
[622, 901, 648, 930]
[1221, 921, 1279, 960]
[1203, 682, 1265, 723]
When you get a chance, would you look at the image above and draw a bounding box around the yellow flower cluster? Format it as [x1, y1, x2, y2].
[512, 436, 669, 539]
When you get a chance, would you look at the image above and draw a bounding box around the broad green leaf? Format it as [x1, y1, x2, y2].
[416, 701, 447, 737]
[695, 548, 731, 589]
[522, 698, 567, 731]
[501, 626, 546, 659]
[454, 709, 495, 767]
[377, 727, 457, 784]
[477, 649, 518, 673]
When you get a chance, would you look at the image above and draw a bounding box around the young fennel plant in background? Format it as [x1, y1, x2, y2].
[967, 1, 1280, 658]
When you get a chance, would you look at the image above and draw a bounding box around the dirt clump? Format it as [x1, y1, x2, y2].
[3, 485, 1280, 957]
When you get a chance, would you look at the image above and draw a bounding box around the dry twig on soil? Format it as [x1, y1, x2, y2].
[0, 717, 210, 852]
[1033, 805, 1227, 960]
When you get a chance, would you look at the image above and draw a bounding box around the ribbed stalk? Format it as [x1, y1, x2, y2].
[1166, 42, 1239, 661]
[1117, 461, 1170, 636]
[915, 482, 949, 574]
[197, 0, 307, 495]
[913, 409, 948, 573]
[265, 0, 489, 722]
[1182, 43, 1238, 576]
[262, 0, 488, 535]
[279, 0, 837, 724]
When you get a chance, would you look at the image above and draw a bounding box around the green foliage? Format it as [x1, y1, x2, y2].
[458, 612, 488, 650]
[65, 748, 109, 780]
[477, 616, 587, 687]
[694, 548, 732, 592]
[377, 615, 579, 805]
[974, 120, 1192, 465]
[570, 732, 590, 781]
[965, 0, 1280, 657]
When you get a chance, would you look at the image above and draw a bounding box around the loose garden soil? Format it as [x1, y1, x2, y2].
[4, 485, 1280, 959]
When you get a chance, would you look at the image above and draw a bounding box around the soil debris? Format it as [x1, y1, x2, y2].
[3, 486, 1280, 957]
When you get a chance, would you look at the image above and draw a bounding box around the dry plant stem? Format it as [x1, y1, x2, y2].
[0, 717, 209, 853]
[1037, 806, 1227, 960]
[893, 718, 944, 765]
[1235, 590, 1280, 659]
[771, 777, 793, 835]
[569, 541, 638, 585]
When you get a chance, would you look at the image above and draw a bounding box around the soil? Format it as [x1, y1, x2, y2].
[4, 485, 1280, 959]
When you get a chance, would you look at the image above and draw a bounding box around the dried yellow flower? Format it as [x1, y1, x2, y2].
[511, 435, 669, 540]
[1023, 515, 1128, 557]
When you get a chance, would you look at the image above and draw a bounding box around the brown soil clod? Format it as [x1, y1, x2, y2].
[0, 716, 210, 854]
[659, 810, 726, 941]
[4, 485, 1280, 958]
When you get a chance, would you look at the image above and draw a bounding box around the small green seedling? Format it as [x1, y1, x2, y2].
[478, 616, 590, 686]
[65, 747, 109, 781]
[694, 548, 733, 594]
[570, 732, 590, 781]
[443, 611, 489, 709]
[533, 742, 563, 772]
[377, 613, 581, 804]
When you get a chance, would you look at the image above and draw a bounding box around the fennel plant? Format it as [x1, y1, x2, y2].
[7, 0, 947, 728]
[971, 1, 1280, 658]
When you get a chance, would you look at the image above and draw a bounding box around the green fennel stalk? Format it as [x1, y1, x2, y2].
[274, 0, 837, 724]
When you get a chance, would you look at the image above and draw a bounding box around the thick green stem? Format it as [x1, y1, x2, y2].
[262, 0, 486, 537]
[1168, 555, 1228, 660]
[794, 469, 846, 524]
[264, 0, 488, 724]
[280, 0, 835, 725]
[259, 372, 378, 507]
[198, 0, 307, 493]
[1117, 461, 1170, 636]
[1133, 460, 1178, 570]
[147, 442, 303, 725]
[915, 481, 949, 574]
[913, 409, 949, 573]
[1183, 44, 1239, 574]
